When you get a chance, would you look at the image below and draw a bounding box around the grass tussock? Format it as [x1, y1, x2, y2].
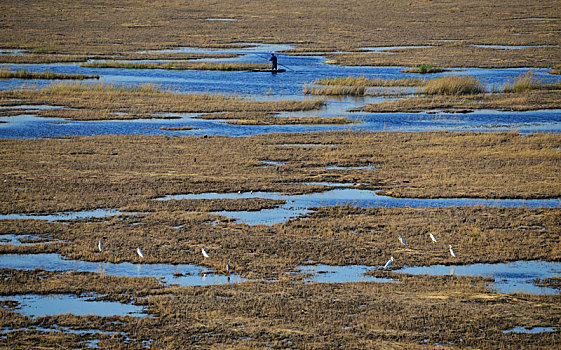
[401, 64, 445, 74]
[504, 70, 546, 92]
[303, 84, 366, 96]
[0, 66, 99, 80]
[423, 75, 485, 95]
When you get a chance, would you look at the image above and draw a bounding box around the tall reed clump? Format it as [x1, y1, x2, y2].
[503, 70, 543, 92]
[314, 76, 424, 87]
[401, 64, 445, 74]
[303, 84, 366, 96]
[423, 75, 484, 95]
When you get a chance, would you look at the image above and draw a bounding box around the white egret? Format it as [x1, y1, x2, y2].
[449, 244, 456, 258]
[383, 256, 394, 269]
[429, 233, 437, 243]
[398, 235, 408, 246]
[98, 240, 103, 252]
[202, 248, 210, 258]
[136, 247, 144, 259]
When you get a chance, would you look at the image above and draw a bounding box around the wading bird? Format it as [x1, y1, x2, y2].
[449, 244, 456, 258]
[384, 256, 394, 269]
[226, 260, 231, 274]
[398, 235, 408, 246]
[136, 247, 144, 259]
[202, 248, 210, 259]
[98, 240, 103, 252]
[429, 233, 437, 243]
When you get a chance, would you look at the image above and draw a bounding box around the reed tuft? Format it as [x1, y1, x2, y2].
[423, 75, 485, 95]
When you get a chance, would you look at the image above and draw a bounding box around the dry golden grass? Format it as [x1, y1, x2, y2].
[328, 44, 561, 69]
[0, 67, 99, 80]
[313, 76, 425, 87]
[303, 84, 366, 96]
[1, 132, 559, 217]
[423, 76, 485, 95]
[0, 0, 559, 68]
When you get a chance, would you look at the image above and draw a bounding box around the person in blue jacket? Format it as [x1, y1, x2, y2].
[269, 53, 278, 71]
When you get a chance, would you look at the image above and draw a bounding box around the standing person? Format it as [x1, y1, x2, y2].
[269, 53, 278, 71]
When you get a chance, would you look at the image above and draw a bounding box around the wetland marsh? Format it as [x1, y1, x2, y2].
[1, 0, 560, 348]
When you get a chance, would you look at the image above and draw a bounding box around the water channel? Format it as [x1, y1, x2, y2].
[1, 43, 560, 137]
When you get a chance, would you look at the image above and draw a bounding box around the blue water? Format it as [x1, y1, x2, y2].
[2, 294, 145, 318]
[0, 253, 243, 287]
[1, 43, 560, 138]
[396, 261, 561, 295]
[156, 188, 561, 225]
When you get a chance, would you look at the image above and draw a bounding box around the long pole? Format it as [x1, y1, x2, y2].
[253, 53, 295, 72]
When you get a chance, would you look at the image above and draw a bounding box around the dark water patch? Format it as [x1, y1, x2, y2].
[325, 165, 377, 170]
[139, 43, 295, 55]
[205, 18, 237, 21]
[472, 44, 560, 50]
[0, 253, 244, 287]
[513, 18, 558, 21]
[361, 46, 432, 53]
[502, 326, 558, 334]
[259, 160, 285, 167]
[297, 264, 394, 284]
[0, 104, 65, 111]
[395, 261, 561, 295]
[0, 49, 27, 56]
[0, 209, 131, 222]
[1, 294, 145, 318]
[0, 234, 59, 246]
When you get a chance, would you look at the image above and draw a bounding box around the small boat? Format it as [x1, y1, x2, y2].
[251, 68, 286, 73]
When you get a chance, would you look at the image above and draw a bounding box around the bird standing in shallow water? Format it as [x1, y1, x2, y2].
[136, 247, 144, 259]
[202, 248, 210, 259]
[384, 256, 394, 269]
[429, 233, 437, 243]
[449, 245, 456, 258]
[398, 235, 408, 246]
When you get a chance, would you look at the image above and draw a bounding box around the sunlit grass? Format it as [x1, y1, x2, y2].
[0, 66, 99, 80]
[503, 70, 545, 92]
[313, 76, 425, 87]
